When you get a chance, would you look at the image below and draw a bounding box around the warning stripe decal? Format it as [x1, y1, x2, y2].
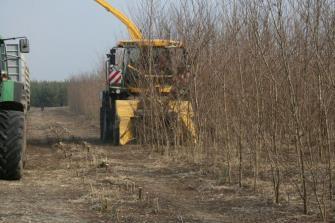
[108, 67, 122, 85]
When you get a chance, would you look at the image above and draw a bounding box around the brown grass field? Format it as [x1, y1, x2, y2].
[0, 107, 331, 222]
[1, 0, 334, 222]
[66, 1, 335, 221]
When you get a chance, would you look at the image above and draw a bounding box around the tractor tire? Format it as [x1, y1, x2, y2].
[0, 110, 25, 180]
[22, 117, 27, 168]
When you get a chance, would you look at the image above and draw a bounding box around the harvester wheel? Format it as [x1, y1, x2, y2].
[100, 107, 104, 140]
[0, 110, 25, 180]
[100, 106, 112, 142]
[113, 116, 120, 145]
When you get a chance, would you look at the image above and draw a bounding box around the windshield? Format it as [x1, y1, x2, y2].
[123, 47, 186, 76]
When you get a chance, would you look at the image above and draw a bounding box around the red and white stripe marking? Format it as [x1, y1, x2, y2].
[108, 67, 122, 85]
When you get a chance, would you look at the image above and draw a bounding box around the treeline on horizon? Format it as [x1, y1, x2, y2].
[31, 80, 68, 107]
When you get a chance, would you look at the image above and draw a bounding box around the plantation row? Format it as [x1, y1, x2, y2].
[66, 1, 334, 221]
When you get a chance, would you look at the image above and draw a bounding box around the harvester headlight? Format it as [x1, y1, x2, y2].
[116, 89, 121, 94]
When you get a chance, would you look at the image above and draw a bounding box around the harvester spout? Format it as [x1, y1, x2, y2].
[94, 0, 143, 40]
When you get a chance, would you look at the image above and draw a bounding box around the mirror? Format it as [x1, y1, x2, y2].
[19, 38, 30, 53]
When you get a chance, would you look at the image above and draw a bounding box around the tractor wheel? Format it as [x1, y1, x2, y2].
[22, 118, 27, 168]
[0, 110, 25, 180]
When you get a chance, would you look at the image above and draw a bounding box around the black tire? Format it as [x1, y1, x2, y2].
[100, 91, 111, 142]
[113, 116, 120, 146]
[100, 91, 121, 145]
[100, 106, 112, 142]
[0, 110, 25, 180]
[100, 107, 104, 140]
[22, 117, 27, 168]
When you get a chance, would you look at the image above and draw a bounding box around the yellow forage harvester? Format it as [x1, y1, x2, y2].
[95, 0, 196, 145]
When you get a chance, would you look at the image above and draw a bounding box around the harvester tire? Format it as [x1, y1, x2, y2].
[113, 116, 120, 146]
[100, 107, 104, 140]
[100, 107, 112, 142]
[0, 110, 25, 180]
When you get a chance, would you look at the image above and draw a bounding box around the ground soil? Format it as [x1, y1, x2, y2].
[0, 107, 327, 222]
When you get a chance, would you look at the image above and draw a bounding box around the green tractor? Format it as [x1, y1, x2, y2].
[0, 36, 30, 180]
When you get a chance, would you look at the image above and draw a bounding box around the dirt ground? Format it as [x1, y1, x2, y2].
[0, 107, 327, 223]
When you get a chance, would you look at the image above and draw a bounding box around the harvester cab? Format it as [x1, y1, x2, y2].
[106, 40, 188, 97]
[0, 36, 30, 180]
[95, 0, 196, 146]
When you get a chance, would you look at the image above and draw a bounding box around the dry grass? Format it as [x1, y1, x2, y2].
[67, 0, 335, 221]
[21, 107, 330, 222]
[67, 68, 105, 119]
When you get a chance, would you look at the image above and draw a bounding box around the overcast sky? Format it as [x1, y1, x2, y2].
[0, 0, 138, 81]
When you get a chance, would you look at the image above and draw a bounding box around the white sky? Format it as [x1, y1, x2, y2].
[0, 0, 139, 81]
